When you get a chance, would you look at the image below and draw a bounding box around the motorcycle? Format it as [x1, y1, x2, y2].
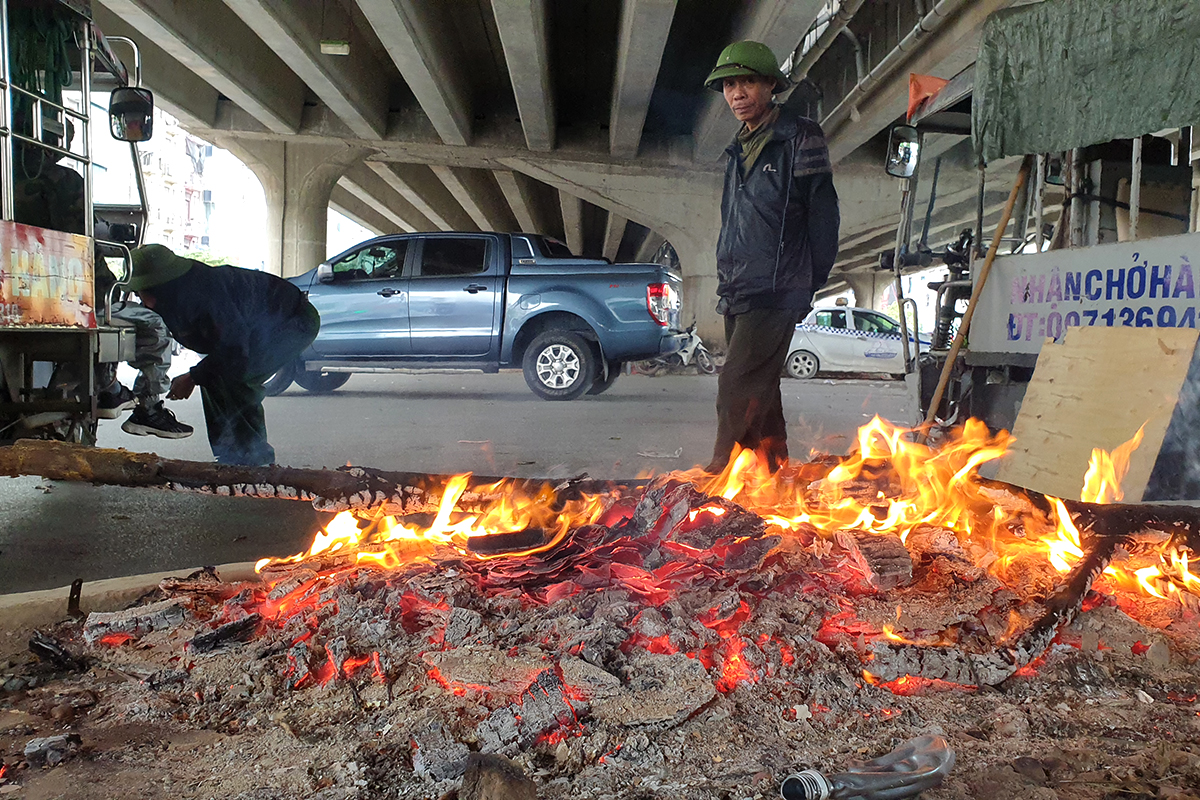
[635, 323, 717, 374]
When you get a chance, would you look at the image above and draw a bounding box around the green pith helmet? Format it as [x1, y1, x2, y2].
[704, 40, 790, 93]
[128, 243, 193, 291]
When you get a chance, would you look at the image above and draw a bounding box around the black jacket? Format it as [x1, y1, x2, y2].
[716, 106, 840, 316]
[149, 263, 316, 386]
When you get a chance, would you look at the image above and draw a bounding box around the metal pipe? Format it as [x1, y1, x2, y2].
[1034, 154, 1046, 251]
[1130, 135, 1142, 241]
[82, 21, 93, 239]
[1069, 147, 1084, 247]
[919, 156, 941, 247]
[891, 177, 916, 372]
[974, 165, 985, 258]
[789, 0, 869, 81]
[839, 27, 867, 83]
[822, 0, 975, 138]
[0, 0, 12, 223]
[103, 36, 142, 88]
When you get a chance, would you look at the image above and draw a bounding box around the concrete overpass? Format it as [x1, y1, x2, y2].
[93, 0, 1022, 337]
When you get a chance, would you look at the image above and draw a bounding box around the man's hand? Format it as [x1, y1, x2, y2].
[167, 373, 196, 400]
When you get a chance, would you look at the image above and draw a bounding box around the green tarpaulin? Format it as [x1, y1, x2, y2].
[973, 0, 1200, 164]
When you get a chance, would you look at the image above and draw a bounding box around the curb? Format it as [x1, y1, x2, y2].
[0, 562, 261, 630]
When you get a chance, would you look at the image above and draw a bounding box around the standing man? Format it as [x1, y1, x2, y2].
[127, 244, 320, 466]
[703, 41, 840, 473]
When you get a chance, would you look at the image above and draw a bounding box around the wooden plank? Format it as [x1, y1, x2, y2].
[995, 326, 1198, 501]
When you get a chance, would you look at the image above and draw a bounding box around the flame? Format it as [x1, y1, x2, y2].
[1080, 424, 1145, 503]
[677, 416, 1013, 547]
[257, 473, 611, 575]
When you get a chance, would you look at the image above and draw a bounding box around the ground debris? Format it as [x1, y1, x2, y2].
[23, 733, 81, 767]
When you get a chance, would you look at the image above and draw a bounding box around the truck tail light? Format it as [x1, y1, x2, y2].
[646, 283, 676, 326]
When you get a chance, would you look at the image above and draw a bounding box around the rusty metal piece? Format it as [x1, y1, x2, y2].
[67, 578, 83, 620]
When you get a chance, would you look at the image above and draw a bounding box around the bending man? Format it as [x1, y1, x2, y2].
[127, 244, 320, 466]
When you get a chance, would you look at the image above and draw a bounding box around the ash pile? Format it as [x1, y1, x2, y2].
[6, 426, 1200, 799]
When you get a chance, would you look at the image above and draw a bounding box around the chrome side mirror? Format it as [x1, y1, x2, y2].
[109, 87, 154, 142]
[317, 262, 334, 283]
[885, 125, 921, 179]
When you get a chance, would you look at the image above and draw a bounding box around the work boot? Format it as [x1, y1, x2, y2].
[96, 384, 137, 419]
[121, 401, 194, 439]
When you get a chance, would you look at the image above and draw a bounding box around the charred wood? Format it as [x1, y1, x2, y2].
[28, 631, 86, 672]
[188, 614, 262, 654]
[82, 597, 188, 645]
[0, 440, 641, 514]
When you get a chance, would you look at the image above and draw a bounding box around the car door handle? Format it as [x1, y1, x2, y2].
[463, 284, 488, 294]
[377, 287, 402, 297]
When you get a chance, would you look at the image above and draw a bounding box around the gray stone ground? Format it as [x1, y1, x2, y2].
[0, 371, 910, 593]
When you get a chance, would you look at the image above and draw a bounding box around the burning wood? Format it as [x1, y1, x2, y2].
[7, 416, 1200, 798]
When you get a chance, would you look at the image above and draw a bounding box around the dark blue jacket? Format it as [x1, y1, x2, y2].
[716, 106, 840, 316]
[149, 263, 317, 386]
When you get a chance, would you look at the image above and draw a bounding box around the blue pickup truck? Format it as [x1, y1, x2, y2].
[267, 232, 685, 400]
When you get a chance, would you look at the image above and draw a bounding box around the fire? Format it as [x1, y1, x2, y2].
[682, 416, 1013, 546]
[238, 413, 1200, 705]
[257, 472, 611, 574]
[1080, 424, 1145, 503]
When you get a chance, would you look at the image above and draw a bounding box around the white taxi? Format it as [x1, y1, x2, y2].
[785, 307, 928, 379]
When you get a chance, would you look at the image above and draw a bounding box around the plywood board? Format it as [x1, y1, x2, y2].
[995, 326, 1199, 501]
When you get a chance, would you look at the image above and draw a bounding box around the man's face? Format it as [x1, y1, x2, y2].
[723, 74, 774, 127]
[137, 289, 156, 309]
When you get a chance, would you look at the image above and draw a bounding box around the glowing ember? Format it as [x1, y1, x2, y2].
[222, 413, 1200, 708]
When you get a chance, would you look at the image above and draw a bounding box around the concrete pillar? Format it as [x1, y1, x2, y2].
[216, 138, 373, 277]
[843, 272, 890, 310]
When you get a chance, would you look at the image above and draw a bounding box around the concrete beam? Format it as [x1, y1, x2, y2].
[603, 212, 627, 261]
[823, 0, 1010, 164]
[96, 0, 305, 134]
[220, 0, 389, 139]
[609, 0, 677, 158]
[330, 186, 389, 236]
[341, 164, 440, 233]
[490, 0, 555, 151]
[337, 178, 416, 233]
[559, 191, 584, 255]
[355, 0, 473, 145]
[431, 166, 517, 232]
[367, 162, 476, 231]
[692, 0, 825, 163]
[92, 7, 220, 129]
[493, 170, 538, 233]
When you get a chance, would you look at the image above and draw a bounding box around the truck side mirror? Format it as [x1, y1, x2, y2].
[109, 87, 154, 142]
[317, 262, 334, 283]
[885, 125, 920, 179]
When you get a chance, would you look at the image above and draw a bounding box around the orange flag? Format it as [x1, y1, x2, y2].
[907, 73, 950, 121]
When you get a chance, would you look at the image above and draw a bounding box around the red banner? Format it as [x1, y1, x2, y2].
[0, 221, 95, 328]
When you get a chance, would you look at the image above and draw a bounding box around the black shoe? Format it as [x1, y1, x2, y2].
[121, 402, 194, 439]
[96, 385, 137, 419]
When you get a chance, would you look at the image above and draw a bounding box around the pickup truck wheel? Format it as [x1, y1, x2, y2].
[523, 331, 596, 401]
[264, 361, 297, 396]
[587, 359, 623, 395]
[294, 369, 351, 393]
